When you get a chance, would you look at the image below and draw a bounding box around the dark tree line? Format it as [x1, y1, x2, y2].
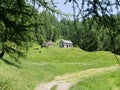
[56, 15, 120, 55]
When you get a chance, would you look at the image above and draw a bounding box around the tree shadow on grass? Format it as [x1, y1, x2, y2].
[1, 58, 21, 68]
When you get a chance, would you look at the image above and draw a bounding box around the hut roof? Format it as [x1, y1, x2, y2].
[61, 40, 72, 44]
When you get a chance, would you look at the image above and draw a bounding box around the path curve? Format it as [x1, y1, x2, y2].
[35, 65, 119, 90]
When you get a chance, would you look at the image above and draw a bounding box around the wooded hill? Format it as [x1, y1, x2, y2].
[35, 12, 120, 55]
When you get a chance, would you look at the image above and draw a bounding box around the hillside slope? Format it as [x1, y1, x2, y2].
[0, 46, 119, 90]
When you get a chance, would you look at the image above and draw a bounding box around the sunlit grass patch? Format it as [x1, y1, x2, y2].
[70, 69, 120, 90]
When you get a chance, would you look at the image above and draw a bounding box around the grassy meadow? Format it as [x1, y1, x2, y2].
[0, 44, 120, 90]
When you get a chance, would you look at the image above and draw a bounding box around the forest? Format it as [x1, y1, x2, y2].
[34, 11, 120, 55]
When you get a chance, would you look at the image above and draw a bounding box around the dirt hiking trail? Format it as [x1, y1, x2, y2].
[35, 64, 119, 90]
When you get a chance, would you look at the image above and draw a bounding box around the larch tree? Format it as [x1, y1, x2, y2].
[0, 0, 53, 61]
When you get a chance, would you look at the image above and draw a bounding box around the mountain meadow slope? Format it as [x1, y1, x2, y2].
[0, 45, 120, 90]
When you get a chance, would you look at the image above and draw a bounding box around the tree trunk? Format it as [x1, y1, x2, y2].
[0, 50, 5, 58]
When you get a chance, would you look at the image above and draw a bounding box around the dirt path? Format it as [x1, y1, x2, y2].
[35, 65, 119, 90]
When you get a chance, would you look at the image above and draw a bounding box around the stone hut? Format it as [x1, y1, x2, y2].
[59, 40, 73, 48]
[42, 41, 54, 47]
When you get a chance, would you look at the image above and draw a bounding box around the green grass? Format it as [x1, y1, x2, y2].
[0, 45, 119, 90]
[70, 69, 120, 90]
[51, 85, 57, 90]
